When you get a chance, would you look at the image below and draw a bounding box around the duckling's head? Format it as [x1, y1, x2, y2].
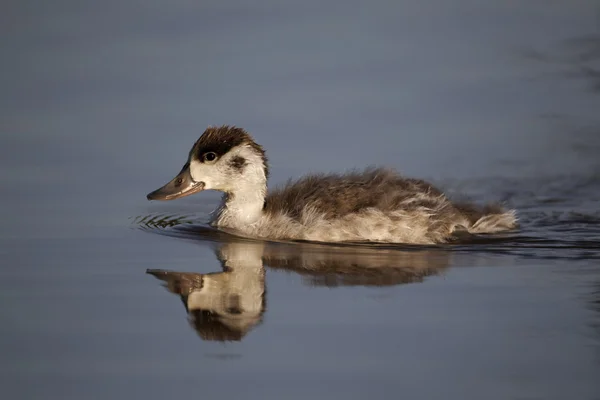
[147, 126, 268, 200]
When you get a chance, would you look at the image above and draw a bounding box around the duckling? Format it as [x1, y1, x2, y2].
[147, 125, 517, 244]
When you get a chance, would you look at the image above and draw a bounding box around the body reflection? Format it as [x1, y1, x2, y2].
[147, 225, 450, 341]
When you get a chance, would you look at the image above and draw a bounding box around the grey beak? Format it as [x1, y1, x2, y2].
[147, 163, 205, 201]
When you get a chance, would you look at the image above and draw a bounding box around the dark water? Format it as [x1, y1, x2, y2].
[2, 1, 600, 399]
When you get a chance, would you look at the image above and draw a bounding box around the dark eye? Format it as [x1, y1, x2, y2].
[203, 152, 217, 162]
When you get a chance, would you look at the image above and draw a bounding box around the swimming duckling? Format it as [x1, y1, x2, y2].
[147, 125, 517, 244]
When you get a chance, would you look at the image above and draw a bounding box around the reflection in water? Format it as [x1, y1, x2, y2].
[149, 241, 266, 342]
[147, 228, 449, 341]
[262, 241, 449, 287]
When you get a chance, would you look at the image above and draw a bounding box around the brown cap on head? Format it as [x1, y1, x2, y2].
[189, 125, 269, 178]
[188, 309, 245, 342]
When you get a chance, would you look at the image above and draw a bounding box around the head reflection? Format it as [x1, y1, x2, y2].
[148, 232, 450, 342]
[148, 241, 266, 342]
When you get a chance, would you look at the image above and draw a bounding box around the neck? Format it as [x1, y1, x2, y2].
[213, 180, 267, 230]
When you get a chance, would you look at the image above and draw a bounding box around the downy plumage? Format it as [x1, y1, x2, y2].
[147, 126, 517, 244]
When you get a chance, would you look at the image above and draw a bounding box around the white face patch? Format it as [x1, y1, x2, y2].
[189, 159, 220, 190]
[188, 145, 267, 193]
[189, 153, 240, 191]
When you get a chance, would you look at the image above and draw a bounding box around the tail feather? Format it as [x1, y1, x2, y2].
[468, 210, 517, 233]
[455, 202, 518, 234]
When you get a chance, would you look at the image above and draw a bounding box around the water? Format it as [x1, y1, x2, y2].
[2, 1, 600, 399]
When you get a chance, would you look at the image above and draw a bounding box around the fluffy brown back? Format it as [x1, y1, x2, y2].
[263, 167, 445, 220]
